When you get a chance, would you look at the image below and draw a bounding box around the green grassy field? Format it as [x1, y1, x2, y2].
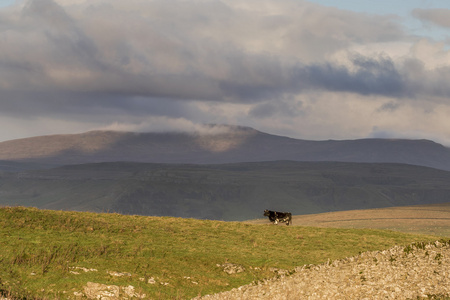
[0, 206, 443, 299]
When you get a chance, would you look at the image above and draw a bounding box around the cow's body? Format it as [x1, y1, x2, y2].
[263, 209, 292, 226]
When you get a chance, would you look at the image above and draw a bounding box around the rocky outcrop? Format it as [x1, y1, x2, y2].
[217, 263, 246, 275]
[79, 282, 146, 300]
[196, 241, 450, 300]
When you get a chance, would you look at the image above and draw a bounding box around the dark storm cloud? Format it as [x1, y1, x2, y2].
[0, 89, 197, 123]
[291, 56, 407, 97]
[220, 54, 421, 103]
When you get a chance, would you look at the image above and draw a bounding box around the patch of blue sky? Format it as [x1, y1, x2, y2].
[308, 0, 450, 15]
[0, 0, 14, 8]
[309, 0, 450, 42]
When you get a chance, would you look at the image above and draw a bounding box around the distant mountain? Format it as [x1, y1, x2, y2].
[1, 126, 450, 170]
[1, 161, 450, 220]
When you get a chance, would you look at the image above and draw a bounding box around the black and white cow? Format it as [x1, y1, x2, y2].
[263, 209, 292, 226]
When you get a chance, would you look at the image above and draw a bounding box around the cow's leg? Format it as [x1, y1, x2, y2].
[274, 219, 278, 225]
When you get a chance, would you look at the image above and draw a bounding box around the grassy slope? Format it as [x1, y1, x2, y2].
[0, 207, 442, 299]
[248, 203, 450, 237]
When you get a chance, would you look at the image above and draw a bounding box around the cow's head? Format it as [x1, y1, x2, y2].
[263, 209, 270, 217]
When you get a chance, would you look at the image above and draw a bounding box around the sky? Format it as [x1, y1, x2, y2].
[1, 1, 450, 145]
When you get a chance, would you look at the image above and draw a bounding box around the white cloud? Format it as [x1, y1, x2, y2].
[408, 39, 450, 69]
[245, 91, 450, 146]
[97, 117, 210, 134]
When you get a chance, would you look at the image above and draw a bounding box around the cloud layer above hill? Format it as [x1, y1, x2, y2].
[1, 0, 450, 144]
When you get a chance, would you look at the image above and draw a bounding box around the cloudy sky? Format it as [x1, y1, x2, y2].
[1, 0, 450, 145]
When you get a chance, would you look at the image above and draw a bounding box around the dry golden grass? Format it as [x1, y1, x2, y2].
[247, 203, 450, 237]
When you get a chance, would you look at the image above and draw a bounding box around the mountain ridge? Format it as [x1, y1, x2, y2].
[1, 126, 450, 170]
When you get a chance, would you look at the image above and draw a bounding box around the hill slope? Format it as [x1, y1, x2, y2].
[0, 206, 441, 299]
[2, 161, 450, 220]
[1, 126, 450, 170]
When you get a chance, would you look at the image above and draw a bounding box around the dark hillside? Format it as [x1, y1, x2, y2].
[1, 161, 450, 220]
[0, 160, 56, 172]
